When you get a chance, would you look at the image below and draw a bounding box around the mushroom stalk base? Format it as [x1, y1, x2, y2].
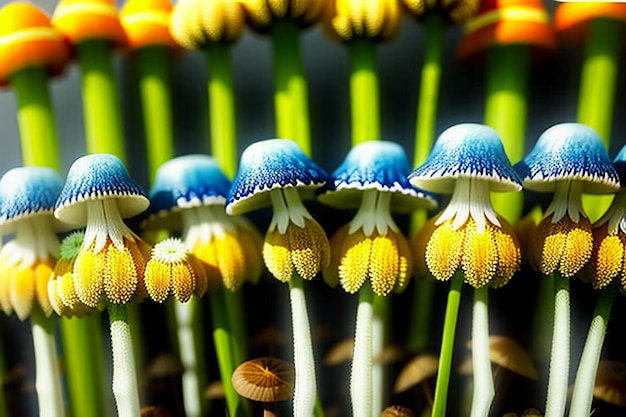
[108, 304, 141, 417]
[289, 274, 318, 417]
[470, 287, 494, 417]
[31, 310, 64, 417]
[544, 274, 570, 417]
[350, 286, 374, 417]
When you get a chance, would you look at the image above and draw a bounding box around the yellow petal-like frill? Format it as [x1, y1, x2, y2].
[425, 217, 463, 282]
[369, 233, 401, 296]
[462, 221, 498, 288]
[592, 233, 624, 289]
[338, 228, 371, 293]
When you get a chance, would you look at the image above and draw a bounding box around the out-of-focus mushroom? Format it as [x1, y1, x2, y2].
[380, 405, 416, 417]
[231, 357, 295, 416]
[593, 360, 626, 407]
[393, 353, 439, 394]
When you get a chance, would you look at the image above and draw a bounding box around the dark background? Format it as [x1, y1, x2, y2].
[2, 0, 626, 416]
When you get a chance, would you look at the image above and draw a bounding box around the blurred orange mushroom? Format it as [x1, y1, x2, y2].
[0, 3, 70, 86]
[120, 0, 179, 51]
[458, 0, 557, 64]
[554, 2, 626, 48]
[52, 0, 126, 48]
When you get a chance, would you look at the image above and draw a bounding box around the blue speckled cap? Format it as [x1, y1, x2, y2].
[0, 166, 64, 230]
[55, 153, 149, 226]
[514, 123, 620, 194]
[613, 144, 626, 187]
[318, 140, 437, 212]
[226, 139, 328, 215]
[408, 123, 522, 194]
[143, 154, 232, 228]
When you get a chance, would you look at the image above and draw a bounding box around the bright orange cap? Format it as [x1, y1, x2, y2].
[555, 2, 626, 47]
[458, 0, 557, 63]
[52, 0, 126, 46]
[120, 0, 178, 50]
[0, 3, 70, 86]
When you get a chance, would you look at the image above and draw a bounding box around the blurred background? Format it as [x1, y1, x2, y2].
[1, 0, 626, 416]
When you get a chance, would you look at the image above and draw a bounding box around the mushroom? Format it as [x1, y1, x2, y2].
[120, 0, 179, 51]
[144, 154, 264, 417]
[231, 357, 295, 417]
[55, 153, 153, 417]
[51, 0, 128, 158]
[380, 405, 416, 417]
[409, 123, 523, 417]
[0, 166, 67, 417]
[593, 360, 626, 408]
[226, 138, 330, 417]
[514, 122, 620, 417]
[0, 3, 70, 169]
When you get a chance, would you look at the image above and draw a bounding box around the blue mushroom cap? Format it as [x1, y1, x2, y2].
[226, 139, 328, 215]
[55, 153, 149, 226]
[514, 123, 620, 194]
[143, 154, 232, 228]
[408, 123, 522, 194]
[318, 140, 437, 212]
[613, 144, 626, 187]
[0, 166, 65, 230]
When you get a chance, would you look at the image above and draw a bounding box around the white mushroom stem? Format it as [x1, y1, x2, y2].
[289, 275, 317, 417]
[175, 299, 205, 417]
[470, 287, 494, 417]
[108, 304, 141, 417]
[350, 286, 374, 417]
[544, 274, 570, 417]
[31, 310, 64, 417]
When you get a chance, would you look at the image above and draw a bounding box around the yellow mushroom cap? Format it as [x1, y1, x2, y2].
[120, 0, 179, 50]
[52, 0, 126, 46]
[323, 0, 403, 43]
[0, 3, 70, 86]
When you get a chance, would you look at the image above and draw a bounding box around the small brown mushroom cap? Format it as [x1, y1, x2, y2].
[120, 0, 179, 50]
[392, 353, 439, 394]
[52, 0, 127, 46]
[0, 3, 70, 86]
[231, 357, 295, 403]
[380, 405, 416, 417]
[594, 360, 626, 407]
[463, 335, 538, 380]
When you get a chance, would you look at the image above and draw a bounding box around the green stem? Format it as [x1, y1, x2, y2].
[137, 46, 175, 182]
[470, 287, 494, 417]
[10, 67, 60, 170]
[209, 289, 245, 417]
[175, 298, 209, 417]
[77, 40, 126, 160]
[576, 18, 622, 148]
[223, 289, 248, 367]
[350, 286, 374, 417]
[289, 274, 318, 417]
[60, 316, 108, 417]
[31, 310, 64, 417]
[577, 19, 623, 222]
[271, 19, 311, 156]
[0, 331, 7, 417]
[349, 37, 380, 145]
[413, 13, 445, 168]
[207, 42, 238, 180]
[568, 286, 615, 417]
[108, 304, 141, 417]
[544, 274, 570, 417]
[431, 271, 464, 417]
[484, 44, 530, 224]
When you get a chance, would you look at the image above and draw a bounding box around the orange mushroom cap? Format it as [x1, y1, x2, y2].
[457, 0, 557, 63]
[51, 0, 126, 47]
[0, 3, 70, 86]
[554, 2, 626, 47]
[120, 0, 179, 50]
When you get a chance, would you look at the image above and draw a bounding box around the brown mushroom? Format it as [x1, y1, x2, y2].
[380, 405, 416, 417]
[593, 360, 626, 407]
[0, 3, 70, 86]
[231, 357, 295, 416]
